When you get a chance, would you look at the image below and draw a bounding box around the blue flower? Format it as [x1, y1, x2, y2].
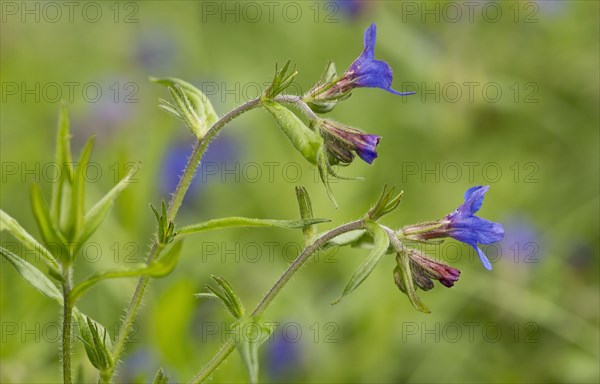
[345, 23, 415, 95]
[401, 186, 504, 270]
[443, 186, 505, 270]
[318, 119, 380, 164]
[305, 23, 415, 109]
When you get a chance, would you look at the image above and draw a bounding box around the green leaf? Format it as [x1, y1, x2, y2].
[232, 316, 275, 384]
[78, 165, 136, 245]
[0, 246, 62, 303]
[0, 209, 59, 273]
[394, 251, 431, 313]
[261, 101, 323, 164]
[264, 60, 298, 99]
[305, 61, 340, 113]
[295, 186, 317, 246]
[333, 221, 390, 305]
[150, 77, 218, 137]
[50, 104, 74, 222]
[152, 368, 169, 384]
[195, 275, 245, 319]
[30, 184, 70, 261]
[367, 185, 404, 221]
[66, 136, 95, 242]
[69, 240, 183, 303]
[176, 217, 329, 238]
[75, 312, 113, 371]
[324, 229, 368, 248]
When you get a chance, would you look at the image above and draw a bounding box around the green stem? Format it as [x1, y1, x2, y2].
[188, 219, 365, 384]
[103, 97, 263, 383]
[277, 95, 320, 122]
[62, 265, 73, 384]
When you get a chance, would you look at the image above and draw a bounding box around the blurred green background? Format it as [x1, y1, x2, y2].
[1, 1, 598, 383]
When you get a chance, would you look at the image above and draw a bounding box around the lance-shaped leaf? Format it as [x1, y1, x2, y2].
[324, 229, 368, 248]
[152, 368, 169, 384]
[1, 210, 59, 273]
[176, 216, 329, 238]
[78, 165, 137, 245]
[305, 61, 340, 113]
[30, 183, 70, 262]
[264, 60, 298, 100]
[151, 201, 175, 245]
[69, 240, 183, 303]
[1, 246, 62, 303]
[332, 221, 389, 305]
[66, 136, 95, 242]
[367, 185, 404, 221]
[195, 275, 245, 319]
[150, 77, 218, 138]
[232, 316, 275, 384]
[75, 312, 113, 371]
[295, 186, 317, 246]
[50, 104, 74, 222]
[394, 251, 431, 313]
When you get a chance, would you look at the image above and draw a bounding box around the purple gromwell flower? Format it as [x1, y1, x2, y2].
[402, 186, 504, 271]
[443, 186, 505, 270]
[409, 250, 461, 290]
[344, 23, 415, 96]
[318, 119, 381, 165]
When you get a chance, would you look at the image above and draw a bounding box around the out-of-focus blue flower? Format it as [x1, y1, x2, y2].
[443, 186, 505, 270]
[133, 27, 178, 72]
[331, 0, 369, 19]
[402, 186, 504, 270]
[117, 348, 172, 383]
[317, 119, 380, 164]
[265, 328, 302, 382]
[160, 134, 238, 202]
[499, 216, 540, 267]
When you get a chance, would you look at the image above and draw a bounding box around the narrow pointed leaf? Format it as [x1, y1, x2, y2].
[151, 77, 218, 134]
[31, 184, 69, 260]
[324, 229, 368, 248]
[0, 210, 59, 272]
[50, 104, 74, 221]
[203, 285, 241, 319]
[75, 312, 113, 370]
[152, 368, 169, 384]
[212, 275, 245, 318]
[1, 246, 62, 303]
[194, 292, 219, 300]
[333, 221, 389, 304]
[67, 136, 94, 242]
[295, 186, 317, 245]
[79, 166, 136, 244]
[176, 217, 329, 238]
[69, 240, 183, 303]
[395, 252, 431, 313]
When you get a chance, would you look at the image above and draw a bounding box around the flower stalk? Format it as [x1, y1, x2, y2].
[189, 219, 365, 384]
[61, 264, 73, 384]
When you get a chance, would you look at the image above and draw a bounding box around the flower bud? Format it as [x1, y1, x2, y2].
[316, 119, 380, 165]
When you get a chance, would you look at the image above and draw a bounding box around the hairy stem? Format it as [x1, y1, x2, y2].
[104, 97, 262, 382]
[189, 219, 365, 384]
[61, 265, 73, 384]
[277, 95, 320, 121]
